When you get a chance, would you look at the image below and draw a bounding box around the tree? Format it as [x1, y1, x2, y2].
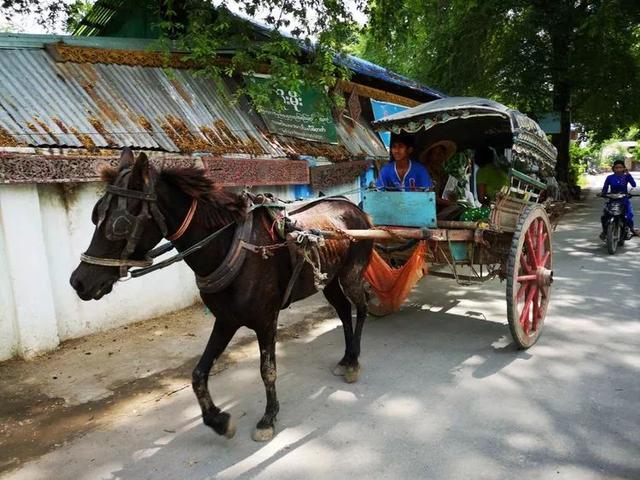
[362, 0, 640, 184]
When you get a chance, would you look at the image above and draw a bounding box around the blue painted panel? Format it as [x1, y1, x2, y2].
[293, 184, 313, 199]
[362, 191, 437, 227]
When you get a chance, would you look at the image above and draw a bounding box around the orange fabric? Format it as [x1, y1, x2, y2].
[364, 241, 428, 312]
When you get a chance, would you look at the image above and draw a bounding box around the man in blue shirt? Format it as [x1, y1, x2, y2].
[376, 135, 432, 191]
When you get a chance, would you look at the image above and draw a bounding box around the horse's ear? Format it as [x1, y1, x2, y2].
[130, 152, 151, 187]
[119, 147, 134, 170]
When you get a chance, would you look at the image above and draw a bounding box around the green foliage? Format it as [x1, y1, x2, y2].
[620, 125, 640, 141]
[569, 142, 592, 186]
[65, 1, 93, 33]
[156, 0, 362, 113]
[363, 0, 640, 183]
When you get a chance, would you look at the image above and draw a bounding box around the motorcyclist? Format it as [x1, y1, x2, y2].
[599, 159, 638, 240]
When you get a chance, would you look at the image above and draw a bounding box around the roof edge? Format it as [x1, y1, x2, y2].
[0, 33, 180, 52]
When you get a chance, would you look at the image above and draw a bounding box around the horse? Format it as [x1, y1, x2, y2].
[70, 148, 373, 442]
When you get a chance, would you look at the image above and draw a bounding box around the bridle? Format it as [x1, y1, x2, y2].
[80, 167, 196, 277]
[79, 174, 334, 301]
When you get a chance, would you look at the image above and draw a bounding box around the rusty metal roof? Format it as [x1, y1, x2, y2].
[0, 35, 388, 160]
[0, 47, 280, 156]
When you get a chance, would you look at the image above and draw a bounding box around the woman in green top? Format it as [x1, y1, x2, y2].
[475, 147, 509, 205]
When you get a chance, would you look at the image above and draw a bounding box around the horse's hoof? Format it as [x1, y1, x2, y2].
[251, 426, 274, 442]
[344, 366, 360, 383]
[224, 418, 237, 439]
[332, 364, 347, 376]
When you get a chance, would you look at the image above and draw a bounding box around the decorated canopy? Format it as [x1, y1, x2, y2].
[372, 97, 557, 174]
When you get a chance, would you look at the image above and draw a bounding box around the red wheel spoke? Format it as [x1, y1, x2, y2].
[532, 290, 541, 331]
[517, 274, 537, 282]
[520, 256, 533, 274]
[540, 251, 550, 268]
[516, 284, 527, 301]
[537, 219, 545, 261]
[525, 229, 539, 268]
[519, 285, 538, 334]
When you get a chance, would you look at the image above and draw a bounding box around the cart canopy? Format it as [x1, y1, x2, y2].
[372, 97, 557, 174]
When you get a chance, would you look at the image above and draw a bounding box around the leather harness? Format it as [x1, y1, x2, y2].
[82, 176, 345, 305]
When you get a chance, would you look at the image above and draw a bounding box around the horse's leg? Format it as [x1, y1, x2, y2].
[323, 278, 360, 382]
[192, 320, 238, 438]
[345, 284, 368, 384]
[338, 262, 370, 384]
[252, 321, 279, 442]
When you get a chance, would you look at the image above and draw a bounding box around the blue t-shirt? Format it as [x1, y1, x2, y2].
[602, 173, 636, 195]
[376, 160, 433, 191]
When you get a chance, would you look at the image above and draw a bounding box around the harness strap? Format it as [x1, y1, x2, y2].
[106, 184, 157, 201]
[80, 253, 153, 268]
[281, 252, 306, 309]
[167, 198, 197, 242]
[195, 210, 254, 293]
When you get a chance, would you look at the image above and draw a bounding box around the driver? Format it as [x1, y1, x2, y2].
[376, 134, 432, 191]
[600, 159, 638, 239]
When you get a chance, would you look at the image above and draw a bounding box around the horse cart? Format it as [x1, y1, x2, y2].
[318, 97, 558, 349]
[71, 97, 558, 440]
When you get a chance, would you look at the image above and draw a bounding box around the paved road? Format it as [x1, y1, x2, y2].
[3, 175, 640, 480]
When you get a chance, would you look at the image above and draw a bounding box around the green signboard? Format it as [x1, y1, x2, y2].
[251, 77, 338, 144]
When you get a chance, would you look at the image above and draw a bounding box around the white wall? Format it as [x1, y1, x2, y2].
[0, 182, 200, 360]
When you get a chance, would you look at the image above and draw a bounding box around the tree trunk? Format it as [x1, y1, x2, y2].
[552, 82, 571, 184]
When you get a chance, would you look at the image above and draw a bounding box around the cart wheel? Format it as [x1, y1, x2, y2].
[506, 205, 553, 348]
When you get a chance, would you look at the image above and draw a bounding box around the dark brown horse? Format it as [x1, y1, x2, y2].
[70, 148, 373, 441]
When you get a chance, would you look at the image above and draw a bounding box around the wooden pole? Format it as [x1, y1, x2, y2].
[316, 228, 476, 242]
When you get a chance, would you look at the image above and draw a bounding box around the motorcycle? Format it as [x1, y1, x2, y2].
[599, 192, 637, 254]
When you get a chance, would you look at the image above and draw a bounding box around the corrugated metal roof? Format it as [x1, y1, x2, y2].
[336, 116, 388, 158]
[0, 39, 390, 159]
[0, 48, 281, 156]
[264, 116, 388, 162]
[338, 55, 446, 101]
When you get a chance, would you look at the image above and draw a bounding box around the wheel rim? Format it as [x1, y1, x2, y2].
[507, 207, 553, 347]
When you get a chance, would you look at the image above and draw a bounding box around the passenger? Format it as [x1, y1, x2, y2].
[376, 135, 432, 191]
[474, 147, 509, 205]
[421, 140, 460, 219]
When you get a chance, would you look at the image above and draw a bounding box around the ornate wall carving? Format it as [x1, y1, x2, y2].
[309, 160, 370, 189]
[203, 157, 309, 186]
[0, 153, 197, 184]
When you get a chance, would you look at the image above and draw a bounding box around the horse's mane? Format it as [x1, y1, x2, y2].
[160, 167, 246, 228]
[99, 165, 246, 228]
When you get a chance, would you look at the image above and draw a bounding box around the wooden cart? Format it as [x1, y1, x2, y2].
[328, 97, 558, 349]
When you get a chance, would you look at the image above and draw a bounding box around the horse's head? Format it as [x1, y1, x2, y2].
[70, 148, 167, 300]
